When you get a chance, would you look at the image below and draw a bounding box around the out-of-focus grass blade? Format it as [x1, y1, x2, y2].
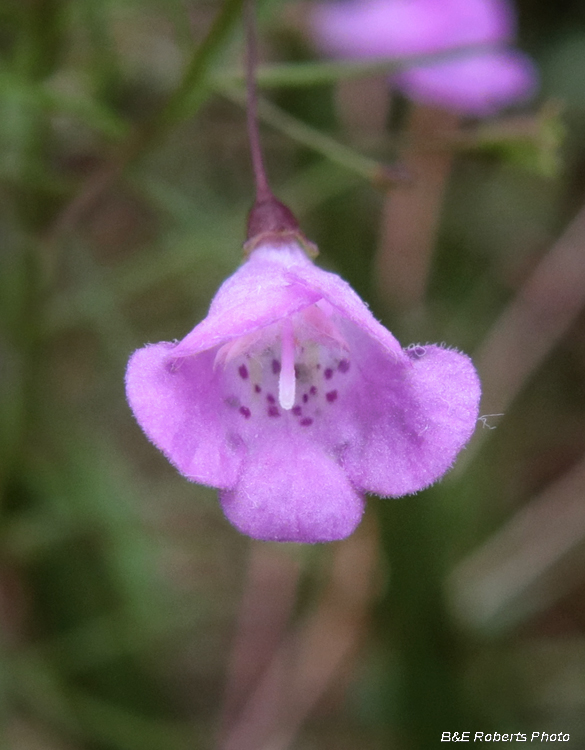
[11, 655, 200, 750]
[450, 453, 585, 634]
[43, 238, 139, 360]
[22, 428, 166, 626]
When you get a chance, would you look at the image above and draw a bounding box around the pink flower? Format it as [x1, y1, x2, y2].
[311, 0, 514, 59]
[310, 0, 537, 116]
[397, 49, 538, 116]
[125, 241, 480, 543]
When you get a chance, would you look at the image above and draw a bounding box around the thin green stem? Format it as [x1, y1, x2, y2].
[79, 0, 122, 100]
[378, 493, 480, 749]
[213, 42, 495, 89]
[220, 85, 400, 187]
[151, 0, 245, 134]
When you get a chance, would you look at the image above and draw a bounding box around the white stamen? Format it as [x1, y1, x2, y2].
[278, 319, 296, 410]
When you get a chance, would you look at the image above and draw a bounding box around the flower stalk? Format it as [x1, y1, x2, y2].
[243, 0, 301, 245]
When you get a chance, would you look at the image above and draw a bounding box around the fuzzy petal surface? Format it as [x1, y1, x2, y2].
[126, 344, 245, 487]
[172, 248, 321, 357]
[220, 436, 365, 542]
[290, 267, 403, 354]
[339, 343, 481, 496]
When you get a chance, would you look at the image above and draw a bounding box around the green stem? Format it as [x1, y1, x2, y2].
[220, 86, 398, 187]
[217, 57, 404, 89]
[79, 0, 123, 104]
[149, 0, 245, 135]
[213, 42, 495, 89]
[377, 493, 478, 749]
[15, 0, 65, 83]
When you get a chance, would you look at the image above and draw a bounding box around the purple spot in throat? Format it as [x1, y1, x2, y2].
[338, 359, 350, 373]
[268, 405, 280, 418]
[239, 406, 251, 419]
[238, 364, 249, 380]
[310, 386, 317, 396]
[267, 394, 275, 404]
[272, 359, 281, 374]
[254, 384, 261, 393]
[227, 432, 245, 450]
[300, 418, 313, 427]
[324, 368, 334, 380]
[302, 394, 309, 404]
[326, 390, 338, 403]
[292, 406, 302, 416]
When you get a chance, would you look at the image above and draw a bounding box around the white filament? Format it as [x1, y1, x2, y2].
[278, 319, 296, 410]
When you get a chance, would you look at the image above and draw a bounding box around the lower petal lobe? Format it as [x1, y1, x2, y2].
[220, 436, 365, 542]
[343, 344, 481, 497]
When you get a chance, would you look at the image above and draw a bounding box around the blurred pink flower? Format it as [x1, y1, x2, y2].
[311, 0, 514, 58]
[397, 49, 538, 116]
[125, 241, 481, 543]
[310, 0, 537, 115]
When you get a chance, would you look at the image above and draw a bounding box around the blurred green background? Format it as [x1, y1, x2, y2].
[2, 0, 585, 748]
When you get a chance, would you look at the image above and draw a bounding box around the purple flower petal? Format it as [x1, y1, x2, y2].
[125, 344, 245, 487]
[308, 0, 537, 115]
[172, 249, 321, 357]
[395, 49, 538, 116]
[340, 343, 481, 496]
[220, 437, 365, 542]
[285, 260, 405, 360]
[310, 0, 514, 60]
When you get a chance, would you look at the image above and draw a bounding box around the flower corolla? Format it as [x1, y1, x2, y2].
[396, 49, 536, 117]
[126, 240, 481, 543]
[310, 0, 538, 116]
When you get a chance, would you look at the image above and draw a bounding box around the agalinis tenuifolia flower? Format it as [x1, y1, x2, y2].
[126, 197, 480, 542]
[310, 0, 538, 116]
[125, 2, 481, 543]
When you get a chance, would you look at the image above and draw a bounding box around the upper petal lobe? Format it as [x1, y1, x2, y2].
[172, 252, 321, 358]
